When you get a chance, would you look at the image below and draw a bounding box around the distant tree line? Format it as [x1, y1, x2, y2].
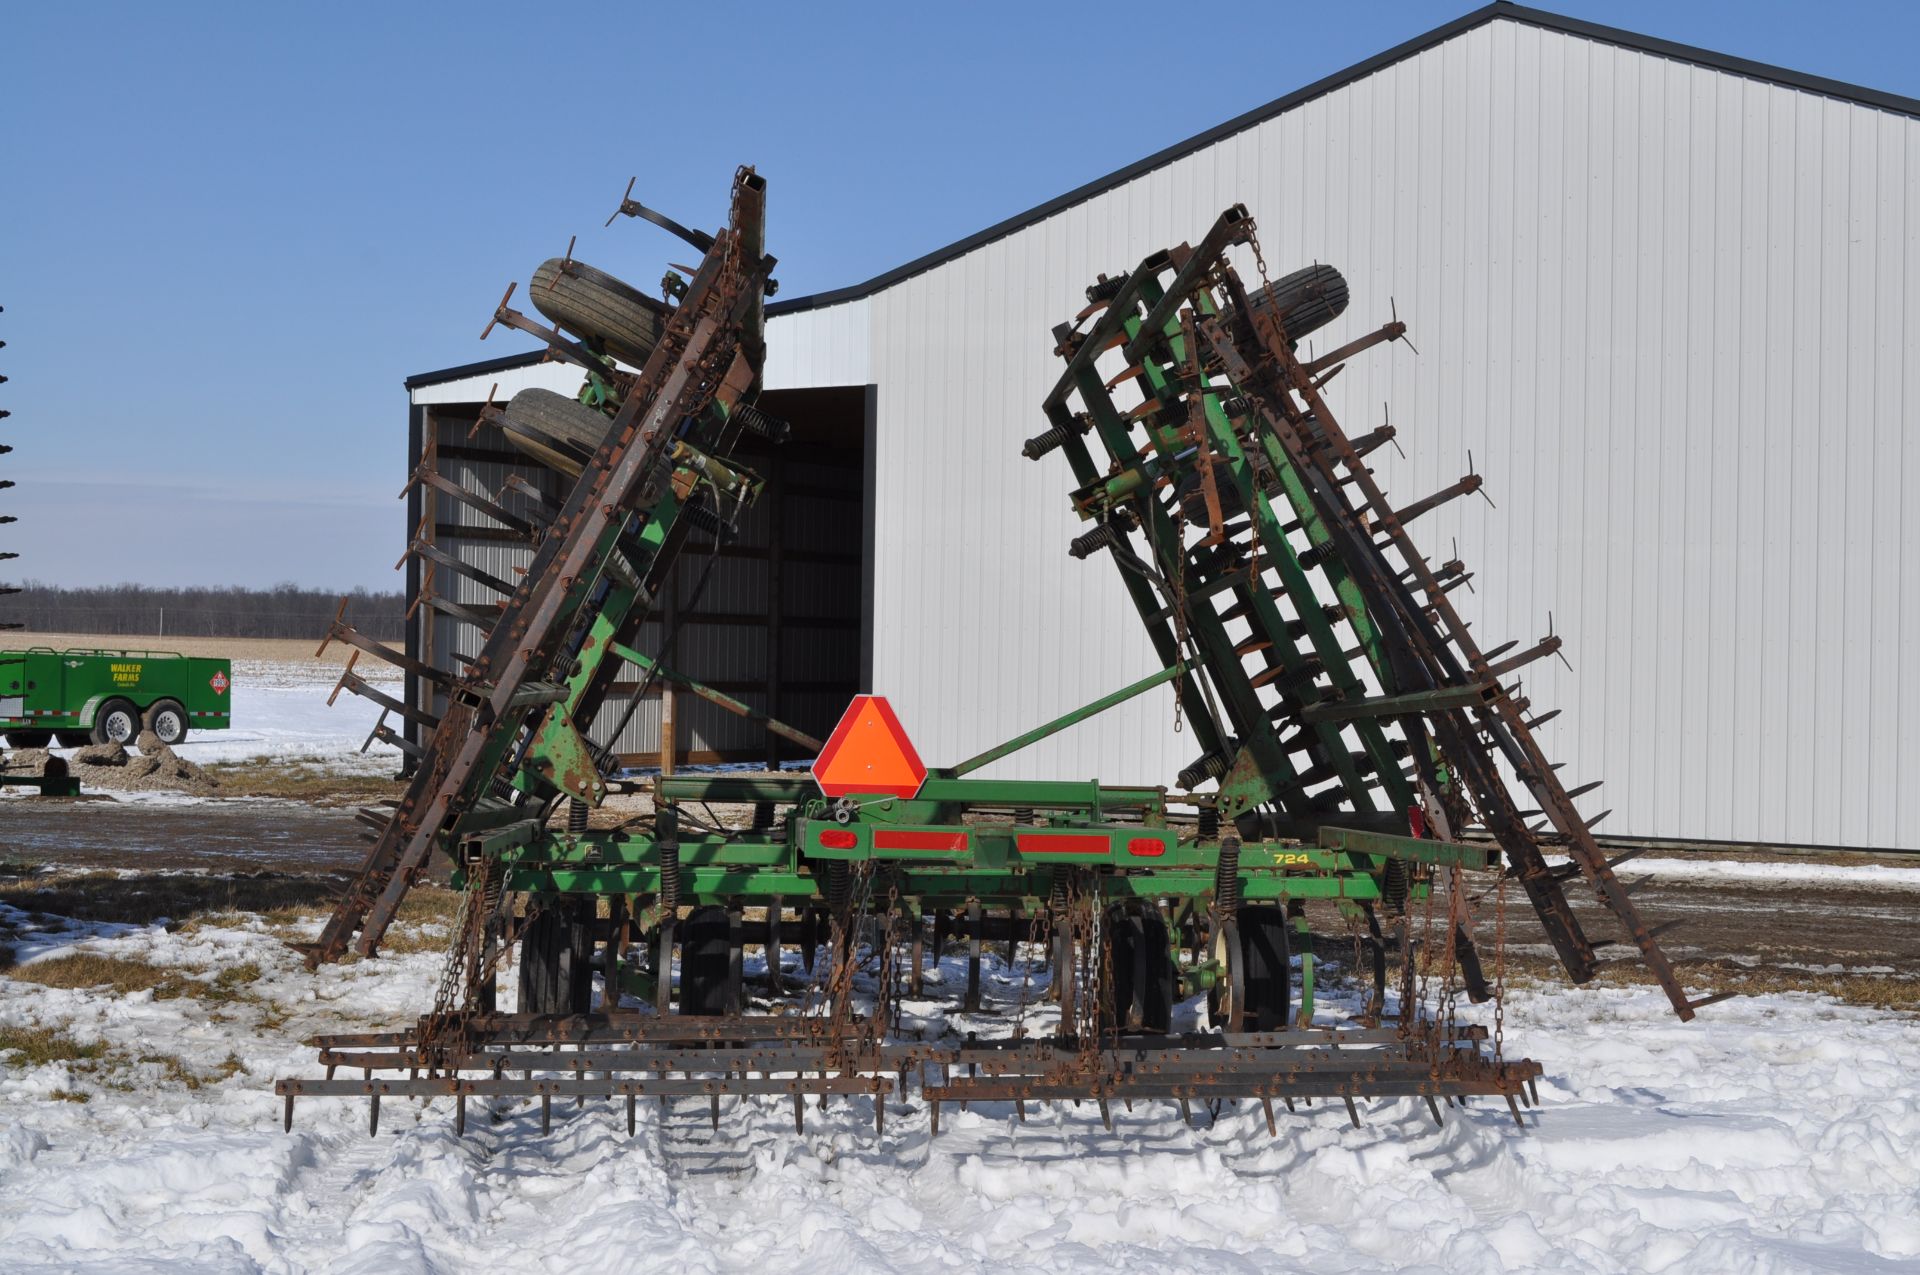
[0, 581, 405, 641]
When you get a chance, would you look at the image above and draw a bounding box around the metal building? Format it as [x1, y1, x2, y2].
[405, 2, 1920, 851]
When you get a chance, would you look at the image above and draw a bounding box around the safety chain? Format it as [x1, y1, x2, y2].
[1244, 217, 1273, 288]
[416, 853, 502, 1065]
[1011, 882, 1051, 1040]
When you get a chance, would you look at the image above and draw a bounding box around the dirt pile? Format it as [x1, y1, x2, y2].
[1, 741, 222, 797]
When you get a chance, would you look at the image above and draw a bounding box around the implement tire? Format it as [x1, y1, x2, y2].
[1237, 905, 1293, 1033]
[498, 388, 617, 478]
[1103, 906, 1175, 1034]
[518, 903, 594, 1015]
[7, 730, 52, 748]
[1244, 263, 1349, 345]
[529, 258, 670, 370]
[678, 906, 732, 1016]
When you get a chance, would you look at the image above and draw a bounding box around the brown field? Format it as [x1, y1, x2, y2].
[4, 631, 396, 668]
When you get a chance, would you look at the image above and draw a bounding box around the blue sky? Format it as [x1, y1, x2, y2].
[4, 1, 1915, 590]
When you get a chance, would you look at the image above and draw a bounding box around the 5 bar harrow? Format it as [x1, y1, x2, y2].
[277, 175, 1712, 1142]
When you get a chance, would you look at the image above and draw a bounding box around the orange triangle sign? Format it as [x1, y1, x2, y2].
[813, 695, 927, 799]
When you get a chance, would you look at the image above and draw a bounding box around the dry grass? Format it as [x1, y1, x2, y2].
[135, 1051, 245, 1091]
[203, 756, 403, 804]
[1488, 952, 1920, 1015]
[4, 952, 187, 997]
[2, 952, 266, 1005]
[0, 1024, 109, 1067]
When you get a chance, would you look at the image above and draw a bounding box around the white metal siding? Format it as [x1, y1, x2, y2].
[858, 18, 1920, 849]
[763, 301, 871, 390]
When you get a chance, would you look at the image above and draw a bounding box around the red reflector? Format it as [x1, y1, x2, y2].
[872, 830, 968, 853]
[1017, 834, 1111, 856]
[1127, 838, 1166, 858]
[817, 829, 858, 849]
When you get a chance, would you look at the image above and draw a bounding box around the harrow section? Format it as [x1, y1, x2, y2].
[278, 183, 1711, 1140]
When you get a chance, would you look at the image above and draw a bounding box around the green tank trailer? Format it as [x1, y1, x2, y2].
[0, 646, 231, 747]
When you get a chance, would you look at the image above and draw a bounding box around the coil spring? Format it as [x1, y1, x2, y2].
[825, 861, 851, 919]
[567, 798, 589, 835]
[1198, 806, 1220, 840]
[752, 801, 775, 832]
[1069, 523, 1121, 559]
[1382, 859, 1410, 915]
[1177, 751, 1232, 790]
[1012, 807, 1035, 825]
[656, 806, 681, 910]
[733, 403, 791, 444]
[679, 500, 732, 541]
[1214, 836, 1243, 919]
[1022, 412, 1090, 461]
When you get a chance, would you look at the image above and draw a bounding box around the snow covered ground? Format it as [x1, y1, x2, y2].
[1, 905, 1916, 1273]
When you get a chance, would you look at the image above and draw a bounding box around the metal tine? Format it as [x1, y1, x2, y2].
[331, 663, 440, 732]
[484, 289, 624, 385]
[322, 612, 448, 689]
[413, 469, 539, 540]
[418, 591, 503, 634]
[1382, 472, 1485, 527]
[1486, 634, 1565, 679]
[500, 473, 561, 522]
[410, 540, 516, 597]
[466, 382, 500, 442]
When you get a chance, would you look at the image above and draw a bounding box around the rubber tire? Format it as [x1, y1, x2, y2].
[91, 699, 141, 747]
[499, 388, 617, 478]
[1245, 263, 1349, 345]
[1237, 905, 1293, 1033]
[529, 258, 669, 370]
[678, 906, 733, 1016]
[517, 903, 594, 1015]
[145, 698, 189, 746]
[6, 730, 52, 748]
[54, 731, 91, 748]
[1103, 907, 1175, 1034]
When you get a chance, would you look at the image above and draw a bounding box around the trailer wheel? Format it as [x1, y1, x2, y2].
[54, 731, 91, 748]
[678, 906, 733, 1016]
[145, 699, 189, 746]
[529, 258, 670, 370]
[1102, 906, 1175, 1034]
[498, 388, 617, 478]
[6, 730, 52, 748]
[91, 699, 142, 747]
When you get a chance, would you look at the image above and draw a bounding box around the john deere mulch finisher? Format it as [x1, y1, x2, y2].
[278, 170, 1719, 1139]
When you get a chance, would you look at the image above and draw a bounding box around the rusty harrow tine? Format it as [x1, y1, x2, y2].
[408, 540, 516, 597]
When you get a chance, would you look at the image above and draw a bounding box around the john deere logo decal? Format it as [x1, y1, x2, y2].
[209, 670, 229, 695]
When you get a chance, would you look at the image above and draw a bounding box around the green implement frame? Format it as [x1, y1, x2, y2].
[279, 187, 1710, 1139]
